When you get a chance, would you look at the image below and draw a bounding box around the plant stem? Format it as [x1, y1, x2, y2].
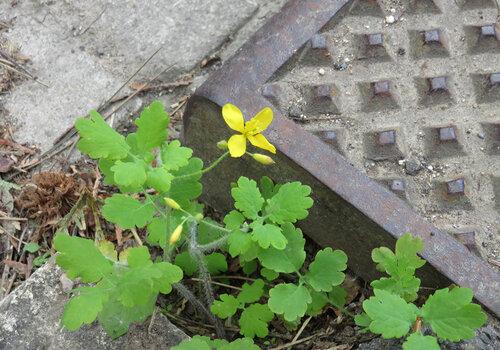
[187, 221, 226, 338]
[197, 234, 230, 253]
[176, 151, 229, 179]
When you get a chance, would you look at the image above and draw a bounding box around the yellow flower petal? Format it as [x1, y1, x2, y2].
[228, 134, 247, 157]
[247, 133, 276, 154]
[222, 103, 245, 133]
[245, 107, 273, 135]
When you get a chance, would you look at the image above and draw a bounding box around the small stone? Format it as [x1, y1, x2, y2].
[405, 160, 422, 175]
[427, 165, 434, 171]
[477, 132, 485, 139]
[385, 15, 395, 24]
[333, 62, 348, 71]
[318, 68, 325, 75]
[390, 8, 396, 13]
[59, 273, 74, 293]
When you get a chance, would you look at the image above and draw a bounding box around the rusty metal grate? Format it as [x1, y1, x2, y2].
[183, 0, 500, 317]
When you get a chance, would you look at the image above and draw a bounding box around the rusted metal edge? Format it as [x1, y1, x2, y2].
[185, 0, 500, 316]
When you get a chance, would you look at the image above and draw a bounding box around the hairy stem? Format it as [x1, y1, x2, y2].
[187, 221, 226, 338]
[198, 234, 229, 253]
[173, 282, 217, 325]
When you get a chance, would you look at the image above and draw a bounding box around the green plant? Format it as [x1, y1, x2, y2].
[355, 234, 487, 350]
[53, 101, 349, 346]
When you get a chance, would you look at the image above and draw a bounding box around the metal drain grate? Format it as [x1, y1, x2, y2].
[183, 0, 500, 316]
[265, 0, 500, 262]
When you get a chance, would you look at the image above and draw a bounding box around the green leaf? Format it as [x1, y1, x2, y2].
[62, 287, 107, 330]
[224, 210, 245, 230]
[257, 223, 305, 273]
[23, 242, 40, 253]
[218, 338, 260, 350]
[172, 336, 212, 350]
[98, 294, 156, 339]
[306, 290, 329, 316]
[260, 268, 279, 281]
[242, 259, 258, 275]
[169, 157, 203, 206]
[251, 222, 287, 250]
[354, 313, 372, 328]
[268, 283, 312, 322]
[97, 240, 117, 261]
[304, 247, 347, 292]
[53, 233, 113, 282]
[266, 182, 313, 224]
[146, 167, 173, 193]
[147, 213, 183, 248]
[329, 286, 347, 309]
[421, 287, 487, 341]
[239, 303, 274, 338]
[372, 233, 425, 278]
[363, 289, 418, 338]
[174, 252, 198, 276]
[161, 140, 193, 171]
[371, 233, 426, 302]
[205, 253, 228, 275]
[134, 100, 170, 151]
[75, 110, 129, 160]
[231, 177, 264, 219]
[237, 279, 265, 305]
[102, 194, 155, 229]
[211, 294, 239, 319]
[259, 176, 276, 199]
[227, 230, 253, 258]
[111, 160, 147, 192]
[98, 158, 117, 185]
[403, 333, 440, 350]
[371, 276, 421, 303]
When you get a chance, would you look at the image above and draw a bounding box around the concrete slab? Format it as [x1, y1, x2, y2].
[0, 0, 257, 150]
[0, 259, 188, 350]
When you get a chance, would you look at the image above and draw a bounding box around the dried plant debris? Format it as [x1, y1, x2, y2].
[15, 171, 94, 234]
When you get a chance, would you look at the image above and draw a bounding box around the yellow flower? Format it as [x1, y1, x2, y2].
[222, 103, 276, 158]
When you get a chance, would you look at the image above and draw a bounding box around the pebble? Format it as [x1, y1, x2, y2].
[477, 132, 485, 139]
[318, 68, 325, 76]
[385, 15, 395, 24]
[427, 165, 434, 171]
[405, 160, 422, 176]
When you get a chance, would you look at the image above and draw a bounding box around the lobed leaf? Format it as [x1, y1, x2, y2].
[231, 177, 264, 219]
[237, 279, 265, 305]
[102, 194, 155, 229]
[75, 110, 129, 160]
[53, 232, 113, 283]
[161, 140, 193, 171]
[146, 167, 173, 193]
[421, 287, 487, 341]
[402, 333, 440, 350]
[134, 101, 170, 152]
[239, 303, 274, 338]
[304, 247, 347, 292]
[62, 287, 107, 330]
[250, 222, 287, 250]
[363, 289, 418, 338]
[268, 283, 311, 322]
[210, 294, 239, 319]
[265, 182, 313, 224]
[111, 160, 147, 192]
[257, 223, 305, 273]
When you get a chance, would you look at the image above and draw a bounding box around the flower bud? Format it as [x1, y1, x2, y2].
[252, 153, 275, 165]
[169, 224, 183, 245]
[164, 197, 181, 210]
[216, 140, 228, 150]
[194, 213, 204, 221]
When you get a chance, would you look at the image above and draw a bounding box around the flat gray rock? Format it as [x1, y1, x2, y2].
[0, 0, 257, 150]
[0, 259, 188, 350]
